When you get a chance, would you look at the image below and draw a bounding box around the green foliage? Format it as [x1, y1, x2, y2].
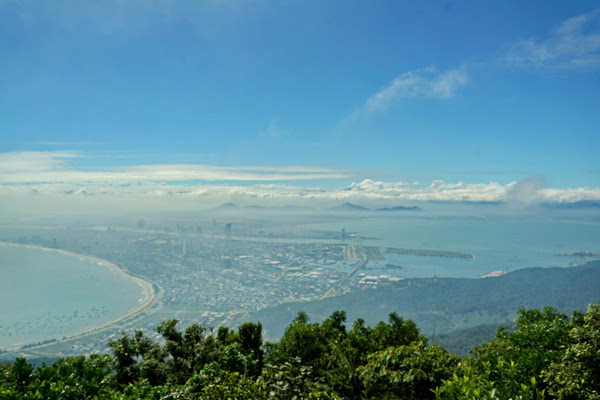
[434, 358, 548, 399]
[545, 304, 600, 400]
[1, 304, 599, 400]
[433, 359, 548, 399]
[9, 358, 33, 392]
[0, 355, 114, 400]
[0, 362, 10, 386]
[259, 358, 325, 400]
[196, 371, 265, 400]
[371, 312, 424, 350]
[434, 323, 502, 358]
[269, 311, 334, 372]
[108, 329, 158, 386]
[470, 306, 573, 397]
[155, 319, 208, 384]
[267, 310, 425, 398]
[359, 342, 458, 399]
[236, 321, 264, 375]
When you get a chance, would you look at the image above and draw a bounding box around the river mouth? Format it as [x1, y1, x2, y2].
[0, 242, 154, 351]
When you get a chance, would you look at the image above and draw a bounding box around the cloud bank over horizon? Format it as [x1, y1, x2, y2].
[1, 151, 598, 216]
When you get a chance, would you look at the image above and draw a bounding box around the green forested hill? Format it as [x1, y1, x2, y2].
[433, 323, 504, 358]
[251, 261, 600, 342]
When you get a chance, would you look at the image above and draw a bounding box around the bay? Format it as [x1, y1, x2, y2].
[0, 243, 151, 350]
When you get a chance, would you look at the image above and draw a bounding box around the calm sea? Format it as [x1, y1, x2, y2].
[0, 244, 146, 349]
[300, 217, 600, 278]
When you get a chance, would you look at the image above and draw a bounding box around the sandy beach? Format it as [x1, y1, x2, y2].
[0, 241, 156, 350]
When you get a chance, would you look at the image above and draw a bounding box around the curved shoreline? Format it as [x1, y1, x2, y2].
[0, 241, 156, 351]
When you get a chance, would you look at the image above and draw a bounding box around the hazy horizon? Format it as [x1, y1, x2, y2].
[1, 1, 599, 218]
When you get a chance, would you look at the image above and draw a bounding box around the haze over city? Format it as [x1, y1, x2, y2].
[1, 2, 599, 398]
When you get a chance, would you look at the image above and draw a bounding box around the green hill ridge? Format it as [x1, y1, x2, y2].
[251, 261, 600, 342]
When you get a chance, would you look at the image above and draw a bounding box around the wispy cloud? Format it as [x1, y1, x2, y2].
[32, 141, 105, 146]
[506, 9, 600, 69]
[0, 151, 82, 173]
[259, 120, 286, 138]
[0, 151, 351, 184]
[347, 66, 468, 122]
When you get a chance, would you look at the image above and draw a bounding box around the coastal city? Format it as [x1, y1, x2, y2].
[0, 215, 411, 357]
[0, 210, 594, 359]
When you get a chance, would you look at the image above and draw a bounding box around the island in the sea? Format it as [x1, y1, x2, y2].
[556, 249, 600, 258]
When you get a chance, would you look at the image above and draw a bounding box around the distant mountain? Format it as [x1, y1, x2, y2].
[214, 203, 239, 210]
[329, 202, 370, 212]
[376, 206, 422, 212]
[541, 200, 600, 210]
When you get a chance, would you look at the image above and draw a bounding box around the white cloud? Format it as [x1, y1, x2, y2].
[2, 177, 599, 213]
[345, 179, 508, 202]
[505, 177, 545, 205]
[506, 9, 600, 69]
[538, 186, 600, 203]
[1, 153, 598, 210]
[359, 66, 468, 116]
[0, 151, 82, 173]
[0, 151, 351, 183]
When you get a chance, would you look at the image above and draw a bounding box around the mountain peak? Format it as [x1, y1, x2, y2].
[329, 202, 370, 211]
[216, 203, 239, 209]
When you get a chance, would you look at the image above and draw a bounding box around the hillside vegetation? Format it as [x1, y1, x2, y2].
[1, 304, 600, 399]
[251, 262, 600, 345]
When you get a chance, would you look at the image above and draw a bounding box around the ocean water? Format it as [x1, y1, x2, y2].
[0, 244, 148, 349]
[300, 217, 600, 279]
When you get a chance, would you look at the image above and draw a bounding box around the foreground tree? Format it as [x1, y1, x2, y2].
[359, 341, 458, 400]
[545, 304, 600, 400]
[470, 306, 573, 395]
[109, 330, 159, 386]
[2, 305, 599, 399]
[434, 306, 592, 399]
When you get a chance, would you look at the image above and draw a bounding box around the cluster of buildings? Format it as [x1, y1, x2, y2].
[357, 273, 404, 288]
[0, 220, 409, 357]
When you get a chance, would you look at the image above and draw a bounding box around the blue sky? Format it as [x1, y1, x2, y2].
[0, 0, 599, 208]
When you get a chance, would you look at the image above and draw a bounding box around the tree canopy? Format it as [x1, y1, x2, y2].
[1, 304, 599, 399]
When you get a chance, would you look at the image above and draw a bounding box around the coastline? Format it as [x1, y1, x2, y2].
[0, 241, 156, 351]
